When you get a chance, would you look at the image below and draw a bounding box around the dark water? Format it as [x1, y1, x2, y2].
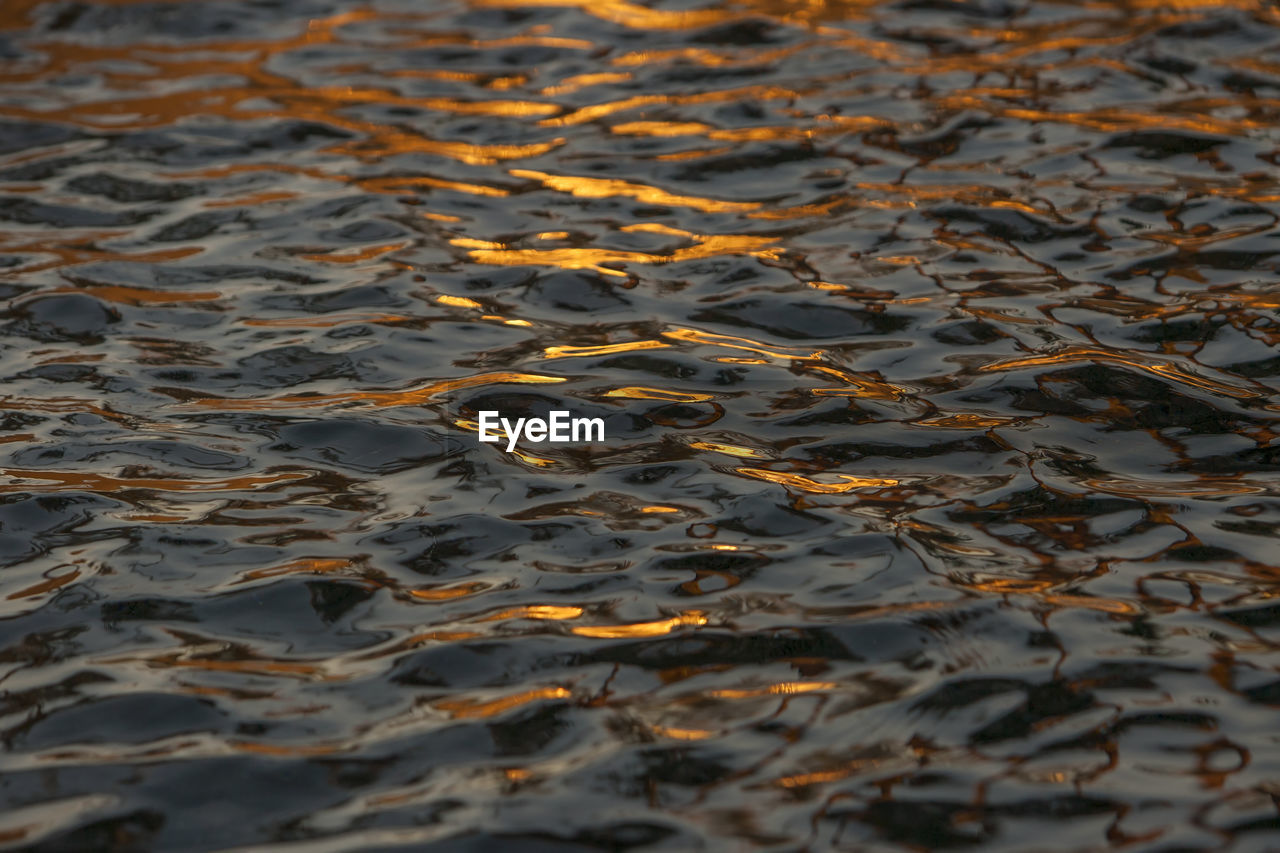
[1, 0, 1280, 849]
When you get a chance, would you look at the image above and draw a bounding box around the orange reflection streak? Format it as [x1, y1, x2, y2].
[541, 85, 803, 127]
[0, 243, 202, 278]
[159, 163, 333, 181]
[332, 130, 566, 166]
[476, 605, 584, 622]
[355, 175, 510, 198]
[603, 387, 714, 402]
[936, 95, 1264, 137]
[235, 558, 354, 584]
[690, 441, 768, 459]
[0, 7, 377, 63]
[1042, 594, 1138, 615]
[38, 350, 113, 365]
[773, 756, 888, 789]
[662, 328, 822, 361]
[450, 240, 651, 277]
[241, 313, 410, 328]
[807, 365, 906, 400]
[509, 169, 759, 213]
[612, 114, 887, 143]
[399, 32, 595, 50]
[435, 686, 572, 719]
[978, 347, 1261, 399]
[354, 66, 521, 85]
[1084, 477, 1270, 499]
[511, 449, 558, 467]
[0, 41, 562, 124]
[453, 229, 782, 276]
[916, 414, 1017, 429]
[1138, 222, 1276, 251]
[0, 0, 52, 29]
[708, 681, 840, 699]
[94, 646, 337, 680]
[737, 468, 899, 493]
[0, 469, 307, 494]
[406, 582, 490, 602]
[512, 166, 752, 211]
[181, 371, 566, 410]
[748, 198, 855, 221]
[610, 120, 716, 136]
[0, 397, 132, 424]
[571, 611, 707, 638]
[203, 190, 297, 208]
[651, 725, 716, 740]
[654, 145, 736, 161]
[165, 658, 330, 678]
[958, 573, 1141, 615]
[969, 577, 1055, 595]
[298, 242, 410, 263]
[367, 93, 559, 118]
[0, 53, 567, 165]
[437, 295, 484, 309]
[749, 183, 1038, 221]
[470, 0, 736, 31]
[543, 341, 668, 358]
[344, 631, 482, 665]
[5, 568, 81, 601]
[540, 71, 633, 95]
[611, 46, 764, 68]
[42, 284, 222, 306]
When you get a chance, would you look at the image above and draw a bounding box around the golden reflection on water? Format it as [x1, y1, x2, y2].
[0, 468, 308, 493]
[570, 610, 709, 638]
[509, 168, 760, 213]
[435, 686, 574, 720]
[736, 468, 901, 492]
[180, 372, 567, 410]
[603, 386, 715, 402]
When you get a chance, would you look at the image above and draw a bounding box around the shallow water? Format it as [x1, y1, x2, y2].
[1, 0, 1280, 849]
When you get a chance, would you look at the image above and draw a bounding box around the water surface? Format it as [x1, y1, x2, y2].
[2, 0, 1280, 849]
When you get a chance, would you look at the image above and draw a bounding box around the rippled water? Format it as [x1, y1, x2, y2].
[2, 0, 1280, 848]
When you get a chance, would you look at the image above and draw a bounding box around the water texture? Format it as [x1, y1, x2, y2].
[1, 0, 1279, 849]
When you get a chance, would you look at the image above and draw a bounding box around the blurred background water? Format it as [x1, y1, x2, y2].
[1, 0, 1280, 849]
